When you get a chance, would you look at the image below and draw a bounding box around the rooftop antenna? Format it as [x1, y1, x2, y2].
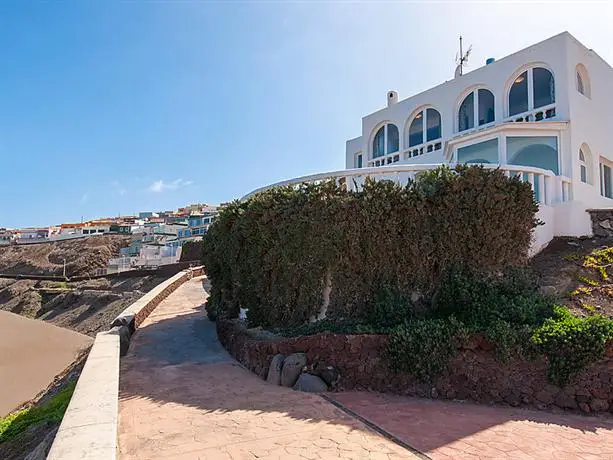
[455, 35, 472, 78]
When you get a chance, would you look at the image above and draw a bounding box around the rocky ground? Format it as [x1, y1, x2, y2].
[0, 235, 129, 277]
[0, 275, 168, 336]
[530, 236, 613, 319]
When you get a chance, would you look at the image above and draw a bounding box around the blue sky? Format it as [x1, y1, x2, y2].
[1, 1, 612, 228]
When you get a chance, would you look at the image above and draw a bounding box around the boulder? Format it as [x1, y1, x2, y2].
[281, 352, 307, 387]
[312, 362, 341, 389]
[266, 354, 285, 385]
[293, 373, 328, 393]
[590, 398, 610, 412]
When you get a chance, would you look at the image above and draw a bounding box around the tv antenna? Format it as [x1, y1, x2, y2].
[455, 35, 472, 78]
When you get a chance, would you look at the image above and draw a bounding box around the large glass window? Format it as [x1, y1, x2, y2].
[426, 108, 441, 141]
[408, 113, 423, 147]
[457, 138, 499, 164]
[533, 67, 555, 108]
[506, 136, 559, 174]
[509, 71, 528, 116]
[387, 124, 399, 154]
[478, 89, 495, 125]
[458, 92, 474, 132]
[372, 126, 385, 158]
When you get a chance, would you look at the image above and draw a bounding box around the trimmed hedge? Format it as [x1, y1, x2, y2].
[203, 165, 539, 329]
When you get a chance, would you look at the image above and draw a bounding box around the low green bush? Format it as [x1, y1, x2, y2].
[388, 317, 468, 383]
[532, 306, 613, 386]
[0, 382, 75, 444]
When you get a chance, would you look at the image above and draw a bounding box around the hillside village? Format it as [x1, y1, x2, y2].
[0, 202, 222, 274]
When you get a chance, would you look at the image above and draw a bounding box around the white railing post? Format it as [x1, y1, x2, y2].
[538, 174, 546, 204]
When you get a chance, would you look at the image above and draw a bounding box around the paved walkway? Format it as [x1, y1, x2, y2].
[118, 277, 419, 460]
[331, 392, 613, 460]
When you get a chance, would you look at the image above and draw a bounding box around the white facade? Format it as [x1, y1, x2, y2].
[246, 32, 613, 254]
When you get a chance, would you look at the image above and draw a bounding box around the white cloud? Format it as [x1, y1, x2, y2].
[111, 180, 127, 196]
[147, 178, 194, 193]
[79, 193, 89, 204]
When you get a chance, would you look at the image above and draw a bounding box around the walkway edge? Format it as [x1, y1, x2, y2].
[320, 394, 432, 460]
[46, 266, 205, 460]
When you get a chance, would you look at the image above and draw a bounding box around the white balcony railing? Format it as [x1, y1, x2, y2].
[243, 163, 572, 207]
[504, 103, 556, 123]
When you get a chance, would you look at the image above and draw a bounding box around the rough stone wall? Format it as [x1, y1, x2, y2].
[217, 320, 613, 414]
[589, 209, 613, 237]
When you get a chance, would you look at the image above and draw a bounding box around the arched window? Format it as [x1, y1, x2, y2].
[372, 123, 399, 158]
[458, 92, 474, 132]
[509, 71, 528, 116]
[426, 108, 441, 141]
[478, 89, 495, 125]
[373, 126, 385, 158]
[407, 108, 441, 147]
[508, 67, 555, 117]
[533, 67, 555, 108]
[387, 124, 399, 154]
[579, 144, 593, 184]
[576, 64, 591, 98]
[458, 89, 495, 132]
[408, 113, 423, 147]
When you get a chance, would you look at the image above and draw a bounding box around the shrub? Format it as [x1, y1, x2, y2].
[532, 306, 613, 386]
[203, 165, 539, 329]
[388, 318, 468, 383]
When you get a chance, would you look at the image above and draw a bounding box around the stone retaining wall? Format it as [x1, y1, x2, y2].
[588, 209, 613, 237]
[217, 319, 613, 415]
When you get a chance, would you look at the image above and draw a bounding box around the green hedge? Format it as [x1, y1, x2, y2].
[203, 165, 539, 329]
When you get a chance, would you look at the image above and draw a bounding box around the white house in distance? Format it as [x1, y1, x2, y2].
[246, 32, 613, 254]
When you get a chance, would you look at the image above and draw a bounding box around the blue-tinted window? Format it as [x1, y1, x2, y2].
[478, 89, 495, 125]
[509, 71, 528, 116]
[408, 112, 423, 147]
[426, 108, 441, 141]
[458, 92, 474, 131]
[373, 126, 385, 158]
[533, 67, 555, 108]
[507, 136, 558, 174]
[387, 124, 399, 153]
[457, 138, 499, 164]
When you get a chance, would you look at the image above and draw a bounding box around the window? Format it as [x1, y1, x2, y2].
[579, 149, 587, 183]
[408, 112, 423, 147]
[533, 67, 555, 108]
[601, 162, 613, 199]
[387, 124, 399, 154]
[373, 126, 385, 158]
[478, 89, 495, 125]
[507, 136, 559, 174]
[407, 108, 441, 148]
[458, 92, 474, 132]
[508, 67, 555, 117]
[426, 108, 441, 141]
[509, 71, 528, 116]
[458, 89, 495, 132]
[457, 138, 499, 164]
[355, 153, 363, 168]
[372, 124, 399, 158]
[576, 64, 590, 98]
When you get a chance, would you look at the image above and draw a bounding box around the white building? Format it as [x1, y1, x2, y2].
[247, 32, 613, 254]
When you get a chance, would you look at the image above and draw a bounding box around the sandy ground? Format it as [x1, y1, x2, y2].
[0, 311, 92, 416]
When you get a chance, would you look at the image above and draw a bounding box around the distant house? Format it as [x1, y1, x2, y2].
[0, 228, 13, 245]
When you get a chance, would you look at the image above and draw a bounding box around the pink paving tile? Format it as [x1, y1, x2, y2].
[331, 392, 613, 460]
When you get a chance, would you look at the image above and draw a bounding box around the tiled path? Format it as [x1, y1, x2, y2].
[118, 277, 419, 460]
[331, 392, 613, 460]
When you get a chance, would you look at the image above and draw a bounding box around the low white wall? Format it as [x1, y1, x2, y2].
[46, 330, 119, 460]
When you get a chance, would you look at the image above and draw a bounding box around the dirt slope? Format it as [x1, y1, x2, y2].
[0, 235, 129, 277]
[0, 275, 168, 336]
